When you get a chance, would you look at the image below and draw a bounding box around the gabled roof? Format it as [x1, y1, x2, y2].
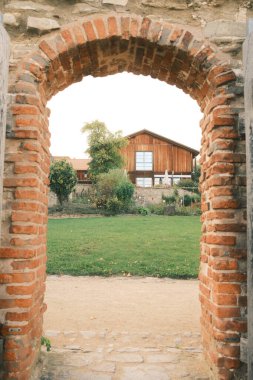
[52, 156, 90, 170]
[69, 158, 90, 171]
[125, 129, 199, 157]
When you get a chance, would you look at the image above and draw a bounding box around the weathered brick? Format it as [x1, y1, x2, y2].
[130, 17, 139, 38]
[213, 283, 242, 295]
[205, 235, 236, 246]
[1, 13, 247, 380]
[10, 224, 38, 235]
[0, 247, 36, 259]
[212, 199, 240, 209]
[94, 18, 107, 39]
[39, 39, 58, 60]
[7, 283, 36, 296]
[83, 21, 97, 41]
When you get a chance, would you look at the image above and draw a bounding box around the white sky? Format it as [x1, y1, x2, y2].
[48, 72, 203, 159]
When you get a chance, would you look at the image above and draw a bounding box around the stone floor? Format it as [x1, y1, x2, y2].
[36, 329, 210, 380]
[32, 276, 211, 379]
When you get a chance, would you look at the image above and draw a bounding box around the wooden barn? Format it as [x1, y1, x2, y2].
[121, 129, 199, 187]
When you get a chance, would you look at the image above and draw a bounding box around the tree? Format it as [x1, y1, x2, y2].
[81, 120, 128, 181]
[191, 164, 201, 184]
[49, 160, 77, 205]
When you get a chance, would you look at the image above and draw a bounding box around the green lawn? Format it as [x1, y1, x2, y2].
[47, 215, 201, 278]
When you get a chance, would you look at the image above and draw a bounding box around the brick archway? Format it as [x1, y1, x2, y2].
[0, 13, 246, 379]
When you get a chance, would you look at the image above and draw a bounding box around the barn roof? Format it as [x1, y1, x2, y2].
[52, 156, 90, 170]
[125, 129, 199, 157]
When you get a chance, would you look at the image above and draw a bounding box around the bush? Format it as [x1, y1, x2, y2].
[48, 202, 99, 215]
[148, 203, 165, 215]
[115, 181, 134, 205]
[191, 193, 201, 203]
[175, 205, 201, 216]
[137, 206, 150, 216]
[95, 169, 134, 213]
[106, 197, 123, 214]
[72, 189, 93, 204]
[182, 194, 192, 206]
[176, 178, 199, 194]
[162, 194, 176, 205]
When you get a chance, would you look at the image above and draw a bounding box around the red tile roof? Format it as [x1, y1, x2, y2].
[52, 156, 90, 171]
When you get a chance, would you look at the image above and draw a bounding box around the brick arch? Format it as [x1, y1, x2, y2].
[0, 13, 246, 380]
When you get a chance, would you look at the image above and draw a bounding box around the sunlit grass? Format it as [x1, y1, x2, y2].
[47, 215, 201, 278]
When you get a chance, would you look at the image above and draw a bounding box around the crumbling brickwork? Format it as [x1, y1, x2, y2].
[0, 1, 249, 379]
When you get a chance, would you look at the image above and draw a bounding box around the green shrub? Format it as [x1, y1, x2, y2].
[48, 202, 99, 215]
[191, 193, 201, 203]
[137, 206, 150, 215]
[148, 203, 165, 215]
[182, 194, 192, 206]
[72, 189, 93, 204]
[115, 181, 134, 205]
[95, 169, 134, 214]
[176, 179, 199, 194]
[162, 194, 176, 205]
[106, 197, 123, 214]
[175, 205, 201, 216]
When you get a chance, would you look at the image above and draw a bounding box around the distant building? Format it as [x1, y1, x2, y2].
[52, 130, 198, 188]
[120, 129, 199, 187]
[52, 156, 91, 183]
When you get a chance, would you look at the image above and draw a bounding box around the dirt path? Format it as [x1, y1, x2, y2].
[37, 276, 210, 380]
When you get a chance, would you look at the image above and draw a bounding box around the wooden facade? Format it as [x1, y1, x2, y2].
[121, 129, 199, 187]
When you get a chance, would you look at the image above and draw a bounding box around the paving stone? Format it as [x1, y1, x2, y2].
[166, 347, 181, 353]
[68, 371, 112, 380]
[81, 330, 97, 339]
[42, 367, 112, 380]
[96, 347, 104, 353]
[146, 353, 179, 363]
[27, 17, 60, 34]
[102, 0, 128, 5]
[64, 345, 81, 350]
[142, 347, 160, 352]
[63, 331, 77, 337]
[121, 365, 171, 380]
[174, 337, 182, 345]
[184, 347, 203, 353]
[46, 353, 66, 367]
[106, 353, 143, 363]
[116, 347, 140, 352]
[180, 372, 191, 378]
[91, 362, 116, 373]
[44, 330, 60, 337]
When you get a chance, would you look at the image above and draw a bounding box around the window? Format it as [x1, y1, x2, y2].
[136, 178, 152, 187]
[136, 151, 153, 171]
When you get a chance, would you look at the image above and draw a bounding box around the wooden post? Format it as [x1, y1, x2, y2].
[244, 19, 253, 379]
[0, 17, 10, 233]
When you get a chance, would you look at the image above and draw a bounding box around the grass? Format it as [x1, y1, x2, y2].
[47, 215, 201, 278]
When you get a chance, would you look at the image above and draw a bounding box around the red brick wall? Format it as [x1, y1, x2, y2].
[0, 14, 246, 379]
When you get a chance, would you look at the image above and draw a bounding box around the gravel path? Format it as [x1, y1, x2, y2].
[36, 276, 210, 380]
